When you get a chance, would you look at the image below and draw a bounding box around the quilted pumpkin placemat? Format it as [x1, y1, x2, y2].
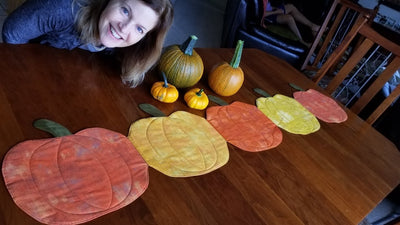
[293, 89, 348, 123]
[2, 126, 149, 225]
[128, 111, 229, 177]
[256, 94, 320, 135]
[207, 101, 282, 152]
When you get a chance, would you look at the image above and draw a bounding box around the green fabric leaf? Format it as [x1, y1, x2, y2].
[33, 119, 72, 137]
[208, 95, 229, 106]
[289, 83, 304, 91]
[139, 103, 166, 117]
[253, 88, 271, 97]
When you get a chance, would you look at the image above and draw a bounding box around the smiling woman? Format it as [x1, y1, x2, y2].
[2, 0, 174, 87]
[98, 0, 159, 48]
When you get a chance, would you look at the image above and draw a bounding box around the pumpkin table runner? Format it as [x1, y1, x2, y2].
[256, 93, 320, 135]
[206, 101, 282, 152]
[128, 110, 229, 177]
[2, 120, 149, 225]
[292, 88, 348, 123]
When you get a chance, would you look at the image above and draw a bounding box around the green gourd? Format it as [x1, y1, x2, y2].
[159, 35, 204, 88]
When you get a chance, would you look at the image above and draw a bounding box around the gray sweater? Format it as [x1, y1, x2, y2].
[2, 0, 103, 52]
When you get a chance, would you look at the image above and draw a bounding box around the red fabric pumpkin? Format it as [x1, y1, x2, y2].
[293, 89, 348, 123]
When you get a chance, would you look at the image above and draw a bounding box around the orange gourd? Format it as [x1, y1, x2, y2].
[208, 40, 244, 96]
[151, 72, 179, 103]
[184, 88, 209, 110]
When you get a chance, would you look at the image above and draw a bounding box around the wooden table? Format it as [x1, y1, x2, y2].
[0, 44, 399, 225]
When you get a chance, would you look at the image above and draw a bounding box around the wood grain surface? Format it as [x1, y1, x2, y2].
[0, 44, 399, 225]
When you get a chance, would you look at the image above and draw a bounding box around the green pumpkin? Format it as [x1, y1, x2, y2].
[159, 35, 204, 88]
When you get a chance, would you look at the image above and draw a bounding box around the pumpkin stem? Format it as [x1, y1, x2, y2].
[230, 40, 244, 69]
[180, 35, 198, 56]
[161, 72, 169, 88]
[33, 119, 72, 137]
[196, 89, 204, 97]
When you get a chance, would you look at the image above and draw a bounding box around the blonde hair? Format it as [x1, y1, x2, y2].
[74, 0, 174, 87]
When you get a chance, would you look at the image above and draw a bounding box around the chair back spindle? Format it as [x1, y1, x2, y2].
[313, 20, 400, 125]
[301, 0, 374, 71]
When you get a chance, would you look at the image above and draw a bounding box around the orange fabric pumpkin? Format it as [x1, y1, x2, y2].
[207, 101, 282, 152]
[2, 120, 148, 225]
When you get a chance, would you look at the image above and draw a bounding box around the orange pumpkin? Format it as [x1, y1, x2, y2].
[2, 119, 149, 225]
[151, 72, 179, 103]
[208, 40, 244, 96]
[184, 88, 209, 110]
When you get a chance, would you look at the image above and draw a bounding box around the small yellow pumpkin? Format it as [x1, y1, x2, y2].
[159, 35, 204, 88]
[151, 72, 179, 103]
[184, 88, 209, 110]
[208, 40, 244, 96]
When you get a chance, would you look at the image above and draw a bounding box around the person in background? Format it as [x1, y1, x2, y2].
[260, 0, 320, 47]
[2, 0, 174, 87]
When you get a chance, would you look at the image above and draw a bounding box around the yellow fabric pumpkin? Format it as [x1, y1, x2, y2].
[256, 94, 320, 135]
[184, 88, 209, 110]
[151, 72, 179, 103]
[128, 111, 229, 177]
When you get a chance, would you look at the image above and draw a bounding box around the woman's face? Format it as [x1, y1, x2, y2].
[98, 0, 159, 48]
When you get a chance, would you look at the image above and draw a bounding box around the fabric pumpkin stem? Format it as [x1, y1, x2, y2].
[33, 119, 72, 137]
[139, 104, 166, 117]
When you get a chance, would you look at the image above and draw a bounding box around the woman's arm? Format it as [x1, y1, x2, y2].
[2, 0, 74, 44]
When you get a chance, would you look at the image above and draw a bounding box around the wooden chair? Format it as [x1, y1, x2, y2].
[301, 0, 375, 71]
[312, 19, 400, 125]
